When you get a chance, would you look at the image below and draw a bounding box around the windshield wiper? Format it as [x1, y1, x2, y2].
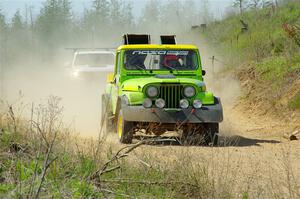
[134, 65, 146, 70]
[164, 65, 182, 74]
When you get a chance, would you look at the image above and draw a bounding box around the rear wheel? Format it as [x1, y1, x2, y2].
[117, 111, 134, 144]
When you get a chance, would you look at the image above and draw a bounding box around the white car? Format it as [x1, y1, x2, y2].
[71, 50, 115, 78]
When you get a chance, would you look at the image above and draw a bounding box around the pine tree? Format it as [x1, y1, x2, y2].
[121, 1, 134, 30]
[182, 0, 198, 27]
[93, 0, 109, 25]
[139, 0, 161, 27]
[0, 8, 6, 33]
[160, 0, 184, 32]
[110, 0, 122, 27]
[36, 0, 72, 45]
[11, 11, 24, 32]
[200, 0, 212, 24]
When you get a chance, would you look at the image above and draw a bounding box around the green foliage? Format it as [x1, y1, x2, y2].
[0, 184, 14, 195]
[204, 1, 300, 99]
[35, 0, 72, 46]
[11, 11, 24, 31]
[71, 180, 102, 198]
[256, 55, 300, 83]
[242, 191, 249, 199]
[289, 93, 300, 109]
[0, 8, 7, 32]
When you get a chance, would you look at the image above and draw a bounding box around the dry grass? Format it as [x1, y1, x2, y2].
[0, 96, 300, 198]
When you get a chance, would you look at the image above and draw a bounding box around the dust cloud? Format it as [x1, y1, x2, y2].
[1, 52, 107, 138]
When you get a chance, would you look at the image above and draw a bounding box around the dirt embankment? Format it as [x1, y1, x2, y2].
[236, 65, 300, 132]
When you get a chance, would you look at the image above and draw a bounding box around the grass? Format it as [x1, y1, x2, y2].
[289, 92, 300, 109]
[0, 97, 233, 198]
[202, 1, 300, 111]
[256, 55, 300, 84]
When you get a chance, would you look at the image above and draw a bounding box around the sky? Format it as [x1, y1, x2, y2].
[0, 0, 234, 22]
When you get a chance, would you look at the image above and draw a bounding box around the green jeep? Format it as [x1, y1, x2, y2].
[101, 34, 223, 145]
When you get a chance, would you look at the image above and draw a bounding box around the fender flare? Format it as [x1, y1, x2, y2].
[115, 95, 130, 120]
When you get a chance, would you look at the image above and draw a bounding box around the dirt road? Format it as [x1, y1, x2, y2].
[103, 97, 300, 198]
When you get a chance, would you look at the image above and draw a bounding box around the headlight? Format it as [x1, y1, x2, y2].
[143, 98, 152, 108]
[193, 99, 202, 109]
[179, 99, 189, 109]
[183, 86, 196, 98]
[146, 86, 159, 98]
[155, 98, 165, 108]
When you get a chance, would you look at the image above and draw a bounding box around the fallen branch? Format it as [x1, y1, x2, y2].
[96, 178, 200, 188]
[100, 188, 132, 198]
[99, 165, 121, 175]
[89, 138, 175, 181]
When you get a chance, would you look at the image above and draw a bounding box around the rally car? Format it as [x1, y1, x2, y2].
[102, 34, 223, 145]
[70, 49, 115, 79]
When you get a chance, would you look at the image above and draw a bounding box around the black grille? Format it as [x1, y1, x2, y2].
[158, 84, 183, 108]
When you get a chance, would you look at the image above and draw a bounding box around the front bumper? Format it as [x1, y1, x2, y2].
[122, 103, 223, 123]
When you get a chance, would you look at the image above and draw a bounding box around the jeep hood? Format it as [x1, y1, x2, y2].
[121, 76, 205, 92]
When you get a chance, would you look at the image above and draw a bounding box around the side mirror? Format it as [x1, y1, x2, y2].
[202, 70, 206, 76]
[107, 73, 115, 84]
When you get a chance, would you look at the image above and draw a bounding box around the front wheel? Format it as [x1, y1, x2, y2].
[117, 111, 134, 144]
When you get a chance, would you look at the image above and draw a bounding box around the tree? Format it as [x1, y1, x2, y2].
[233, 0, 248, 14]
[262, 0, 274, 8]
[0, 9, 5, 99]
[139, 0, 161, 28]
[199, 0, 212, 24]
[0, 8, 6, 33]
[109, 0, 123, 27]
[181, 0, 199, 27]
[7, 11, 29, 64]
[248, 0, 262, 9]
[36, 0, 72, 45]
[120, 1, 134, 31]
[93, 0, 110, 25]
[160, 0, 184, 32]
[247, 0, 273, 9]
[11, 11, 24, 32]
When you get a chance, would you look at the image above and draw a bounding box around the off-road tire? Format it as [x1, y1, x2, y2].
[117, 111, 134, 144]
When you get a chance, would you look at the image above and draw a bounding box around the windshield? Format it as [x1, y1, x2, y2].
[74, 53, 115, 67]
[124, 50, 198, 70]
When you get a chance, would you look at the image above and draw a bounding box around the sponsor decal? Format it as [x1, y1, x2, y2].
[131, 50, 189, 56]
